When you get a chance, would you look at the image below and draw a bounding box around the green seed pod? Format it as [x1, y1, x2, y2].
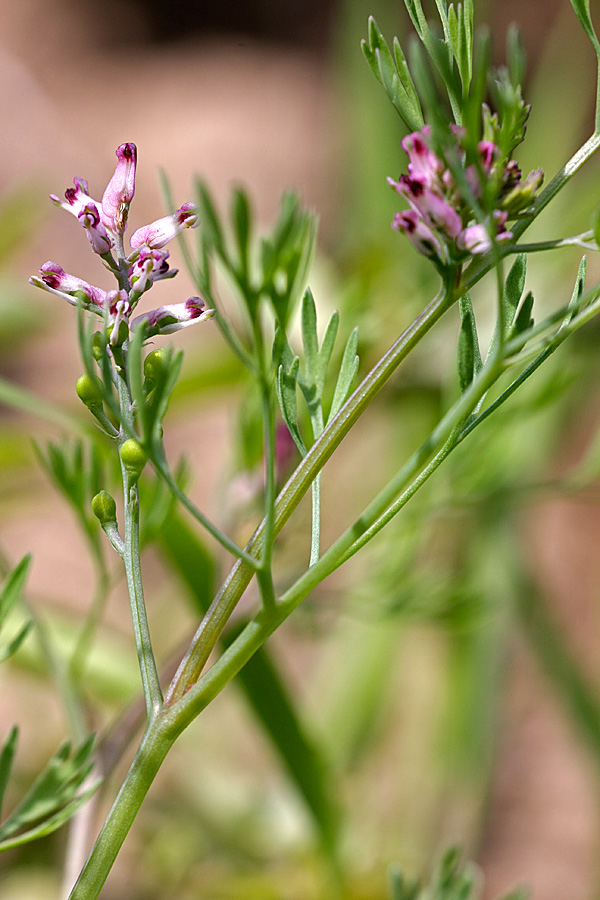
[76, 373, 104, 409]
[119, 439, 147, 481]
[91, 490, 117, 525]
[143, 348, 168, 386]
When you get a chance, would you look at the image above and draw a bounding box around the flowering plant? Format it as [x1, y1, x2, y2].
[30, 144, 211, 344]
[2, 0, 600, 897]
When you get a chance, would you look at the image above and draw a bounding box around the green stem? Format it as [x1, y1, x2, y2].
[256, 376, 277, 611]
[163, 283, 454, 706]
[309, 406, 325, 567]
[116, 359, 163, 720]
[67, 722, 174, 900]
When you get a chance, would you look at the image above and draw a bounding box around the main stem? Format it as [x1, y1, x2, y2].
[67, 722, 174, 900]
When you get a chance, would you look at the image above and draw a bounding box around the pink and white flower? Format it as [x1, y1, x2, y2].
[132, 298, 213, 336]
[130, 203, 198, 251]
[101, 143, 137, 233]
[128, 247, 176, 295]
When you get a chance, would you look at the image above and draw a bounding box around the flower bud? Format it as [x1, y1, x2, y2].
[119, 439, 147, 481]
[76, 373, 104, 409]
[91, 490, 117, 525]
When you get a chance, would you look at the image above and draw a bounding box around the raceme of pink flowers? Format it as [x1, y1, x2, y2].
[387, 125, 543, 266]
[30, 143, 213, 342]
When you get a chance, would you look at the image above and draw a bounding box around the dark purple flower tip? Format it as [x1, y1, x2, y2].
[185, 297, 206, 318]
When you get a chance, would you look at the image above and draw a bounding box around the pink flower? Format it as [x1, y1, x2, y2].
[401, 126, 443, 187]
[129, 203, 198, 251]
[101, 143, 137, 233]
[392, 210, 445, 260]
[50, 177, 98, 218]
[132, 298, 213, 336]
[39, 262, 106, 304]
[79, 204, 113, 254]
[457, 224, 492, 255]
[128, 246, 176, 295]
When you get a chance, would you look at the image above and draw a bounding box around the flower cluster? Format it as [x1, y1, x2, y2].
[30, 143, 213, 342]
[388, 125, 543, 266]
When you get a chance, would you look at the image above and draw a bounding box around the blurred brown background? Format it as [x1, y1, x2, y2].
[1, 1, 599, 899]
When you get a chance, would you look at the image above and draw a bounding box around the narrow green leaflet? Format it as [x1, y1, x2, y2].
[277, 357, 306, 456]
[457, 294, 481, 394]
[506, 23, 526, 90]
[328, 327, 359, 421]
[274, 325, 306, 455]
[568, 0, 600, 56]
[298, 289, 339, 422]
[0, 555, 30, 633]
[0, 623, 32, 665]
[509, 292, 534, 340]
[389, 866, 420, 900]
[195, 180, 225, 258]
[0, 737, 97, 851]
[0, 790, 98, 853]
[447, 0, 474, 92]
[231, 187, 252, 286]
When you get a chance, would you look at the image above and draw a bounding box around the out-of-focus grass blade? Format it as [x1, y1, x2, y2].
[227, 617, 340, 854]
[517, 568, 600, 762]
[0, 378, 89, 434]
[0, 727, 18, 819]
[158, 513, 217, 614]
[0, 555, 31, 652]
[159, 513, 340, 855]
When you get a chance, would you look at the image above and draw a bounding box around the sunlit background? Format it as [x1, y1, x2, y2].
[1, 0, 600, 898]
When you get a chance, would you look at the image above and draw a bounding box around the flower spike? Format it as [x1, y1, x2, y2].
[388, 121, 543, 266]
[34, 143, 213, 350]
